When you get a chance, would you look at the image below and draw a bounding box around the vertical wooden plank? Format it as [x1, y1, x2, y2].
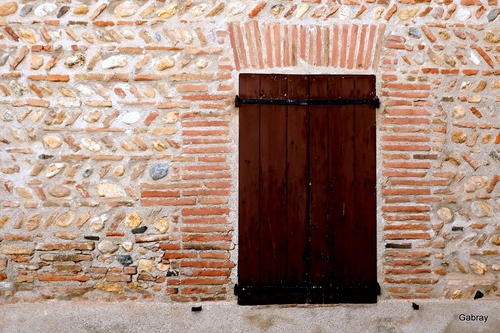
[308, 76, 331, 302]
[238, 74, 261, 304]
[353, 75, 377, 301]
[258, 74, 288, 298]
[329, 76, 357, 302]
[286, 75, 309, 303]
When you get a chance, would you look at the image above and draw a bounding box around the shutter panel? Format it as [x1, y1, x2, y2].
[237, 74, 378, 305]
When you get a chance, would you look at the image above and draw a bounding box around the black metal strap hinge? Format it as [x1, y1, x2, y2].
[235, 95, 380, 108]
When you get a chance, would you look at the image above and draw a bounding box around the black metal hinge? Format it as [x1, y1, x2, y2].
[235, 95, 380, 108]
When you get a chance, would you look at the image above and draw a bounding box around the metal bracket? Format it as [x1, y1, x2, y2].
[235, 95, 380, 108]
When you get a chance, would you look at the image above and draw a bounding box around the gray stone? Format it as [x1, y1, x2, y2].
[150, 163, 169, 180]
[2, 112, 13, 122]
[488, 9, 500, 22]
[83, 168, 93, 178]
[56, 6, 69, 18]
[118, 255, 133, 266]
[19, 4, 32, 17]
[0, 54, 9, 66]
[132, 226, 148, 234]
[408, 27, 421, 39]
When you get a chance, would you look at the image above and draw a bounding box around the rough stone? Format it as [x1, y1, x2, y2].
[162, 112, 179, 124]
[456, 8, 471, 21]
[493, 264, 500, 271]
[96, 183, 125, 198]
[270, 4, 284, 15]
[48, 185, 71, 198]
[84, 110, 102, 123]
[98, 240, 119, 254]
[470, 259, 488, 275]
[195, 58, 209, 69]
[55, 211, 76, 227]
[1, 246, 34, 255]
[156, 56, 175, 71]
[19, 4, 32, 17]
[152, 140, 168, 151]
[43, 136, 62, 149]
[398, 8, 418, 20]
[132, 226, 148, 234]
[150, 163, 169, 180]
[83, 168, 93, 178]
[408, 27, 421, 39]
[157, 263, 170, 271]
[121, 242, 134, 252]
[488, 9, 500, 22]
[89, 215, 107, 232]
[471, 202, 492, 218]
[46, 163, 67, 178]
[34, 3, 57, 17]
[156, 4, 177, 18]
[102, 56, 128, 69]
[114, 2, 139, 17]
[437, 207, 453, 222]
[491, 234, 500, 246]
[26, 214, 42, 231]
[154, 217, 170, 234]
[74, 6, 89, 15]
[192, 4, 208, 16]
[125, 211, 142, 228]
[113, 165, 126, 177]
[118, 255, 133, 266]
[464, 176, 488, 192]
[138, 259, 154, 272]
[227, 2, 246, 16]
[65, 54, 86, 69]
[451, 130, 467, 144]
[81, 138, 101, 152]
[0, 2, 18, 16]
[19, 28, 36, 44]
[96, 282, 123, 294]
[30, 55, 44, 70]
[451, 290, 462, 299]
[484, 29, 500, 43]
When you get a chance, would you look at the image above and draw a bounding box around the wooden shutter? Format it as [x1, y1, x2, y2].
[237, 74, 378, 305]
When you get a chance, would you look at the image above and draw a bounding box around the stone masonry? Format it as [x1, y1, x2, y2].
[0, 0, 499, 303]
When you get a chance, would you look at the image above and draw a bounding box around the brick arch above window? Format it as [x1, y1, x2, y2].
[228, 21, 386, 71]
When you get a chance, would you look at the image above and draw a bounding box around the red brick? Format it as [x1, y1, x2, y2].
[384, 233, 431, 240]
[39, 275, 90, 282]
[182, 208, 230, 216]
[182, 278, 230, 285]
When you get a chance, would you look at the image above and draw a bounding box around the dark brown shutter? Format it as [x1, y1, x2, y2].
[237, 74, 378, 305]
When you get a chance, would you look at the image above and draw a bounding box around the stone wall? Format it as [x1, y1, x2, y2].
[0, 0, 499, 303]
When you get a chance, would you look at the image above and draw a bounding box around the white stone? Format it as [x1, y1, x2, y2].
[227, 2, 246, 16]
[56, 99, 81, 108]
[175, 28, 193, 44]
[456, 8, 471, 21]
[374, 7, 384, 20]
[123, 112, 141, 124]
[102, 56, 128, 69]
[46, 163, 67, 178]
[339, 7, 350, 20]
[121, 242, 134, 252]
[76, 85, 94, 96]
[122, 30, 135, 39]
[96, 183, 125, 198]
[195, 58, 209, 69]
[114, 2, 139, 17]
[81, 138, 101, 152]
[470, 51, 481, 65]
[113, 165, 126, 176]
[191, 4, 208, 16]
[470, 259, 488, 275]
[34, 3, 57, 17]
[451, 106, 466, 119]
[89, 215, 108, 232]
[162, 112, 179, 124]
[43, 136, 63, 149]
[413, 53, 425, 65]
